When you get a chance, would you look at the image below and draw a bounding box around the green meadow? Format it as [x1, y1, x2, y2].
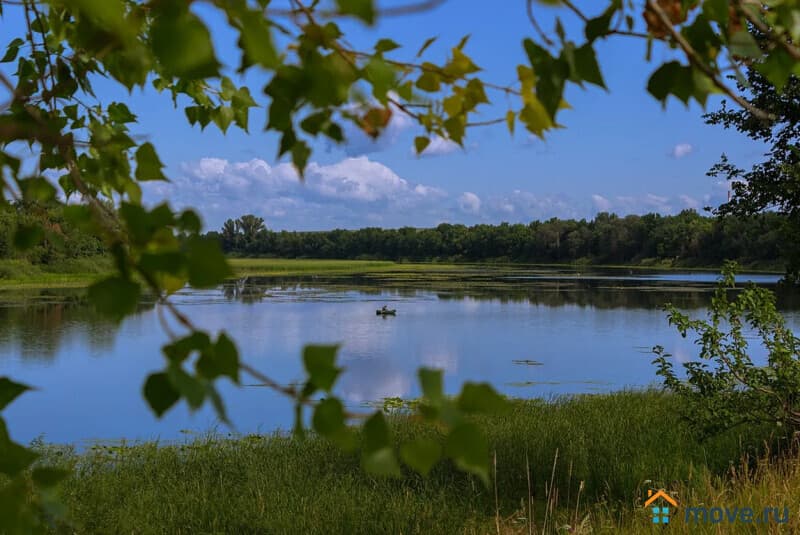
[29, 391, 798, 534]
[0, 256, 782, 290]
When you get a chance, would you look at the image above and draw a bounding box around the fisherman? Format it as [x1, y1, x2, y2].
[381, 305, 388, 313]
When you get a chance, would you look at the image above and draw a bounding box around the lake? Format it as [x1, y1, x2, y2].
[2, 266, 799, 446]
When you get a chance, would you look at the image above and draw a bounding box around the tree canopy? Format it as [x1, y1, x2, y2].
[211, 210, 786, 268]
[705, 63, 800, 281]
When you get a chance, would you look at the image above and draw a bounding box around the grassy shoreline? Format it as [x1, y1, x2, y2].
[27, 391, 799, 533]
[0, 257, 784, 289]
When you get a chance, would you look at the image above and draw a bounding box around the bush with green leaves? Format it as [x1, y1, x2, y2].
[654, 262, 800, 437]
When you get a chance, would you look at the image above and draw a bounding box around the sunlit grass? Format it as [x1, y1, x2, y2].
[34, 390, 798, 534]
[228, 258, 443, 275]
[0, 257, 113, 289]
[0, 258, 461, 288]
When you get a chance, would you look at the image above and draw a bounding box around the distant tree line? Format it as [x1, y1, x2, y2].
[0, 201, 105, 264]
[207, 210, 788, 267]
[1, 201, 790, 269]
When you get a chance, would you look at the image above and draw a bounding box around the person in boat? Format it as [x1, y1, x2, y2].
[381, 305, 388, 313]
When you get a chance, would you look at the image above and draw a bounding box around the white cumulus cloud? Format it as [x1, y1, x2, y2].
[671, 143, 694, 158]
[144, 156, 728, 231]
[145, 156, 447, 230]
[458, 192, 482, 214]
[591, 194, 612, 212]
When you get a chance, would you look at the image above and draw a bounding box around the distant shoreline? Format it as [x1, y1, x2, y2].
[0, 257, 785, 290]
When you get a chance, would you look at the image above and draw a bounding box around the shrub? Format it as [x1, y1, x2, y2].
[654, 262, 800, 437]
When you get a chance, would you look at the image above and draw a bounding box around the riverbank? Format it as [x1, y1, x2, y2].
[0, 257, 783, 290]
[35, 391, 798, 533]
[0, 256, 113, 289]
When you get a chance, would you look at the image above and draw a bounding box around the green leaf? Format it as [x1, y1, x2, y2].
[414, 136, 430, 154]
[212, 106, 235, 133]
[312, 397, 356, 451]
[362, 411, 400, 476]
[443, 48, 480, 78]
[220, 77, 236, 100]
[702, 0, 728, 27]
[505, 110, 515, 135]
[365, 58, 395, 101]
[119, 202, 175, 245]
[135, 142, 167, 181]
[313, 398, 345, 434]
[523, 39, 567, 119]
[167, 365, 205, 409]
[108, 102, 137, 124]
[396, 80, 414, 101]
[756, 49, 794, 91]
[1, 38, 23, 63]
[197, 333, 239, 382]
[300, 111, 331, 135]
[185, 106, 212, 129]
[419, 368, 444, 403]
[0, 378, 31, 411]
[143, 372, 180, 417]
[400, 437, 441, 476]
[585, 12, 613, 41]
[240, 16, 278, 68]
[375, 38, 401, 53]
[445, 422, 489, 485]
[163, 332, 211, 364]
[729, 30, 763, 60]
[177, 210, 203, 234]
[63, 0, 128, 35]
[291, 140, 311, 175]
[363, 447, 401, 476]
[443, 116, 465, 144]
[573, 44, 605, 89]
[215, 333, 240, 382]
[336, 0, 375, 24]
[186, 236, 232, 288]
[0, 420, 38, 477]
[417, 36, 437, 57]
[416, 71, 441, 92]
[139, 251, 186, 277]
[13, 224, 43, 250]
[31, 467, 71, 487]
[303, 345, 341, 393]
[647, 61, 694, 105]
[151, 10, 219, 79]
[88, 277, 141, 320]
[457, 383, 509, 414]
[63, 205, 93, 230]
[206, 384, 228, 423]
[18, 177, 57, 202]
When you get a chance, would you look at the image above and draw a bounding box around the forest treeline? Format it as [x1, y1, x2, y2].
[0, 202, 789, 268]
[209, 210, 788, 267]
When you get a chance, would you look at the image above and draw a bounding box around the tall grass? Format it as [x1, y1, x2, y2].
[32, 391, 796, 534]
[0, 256, 112, 288]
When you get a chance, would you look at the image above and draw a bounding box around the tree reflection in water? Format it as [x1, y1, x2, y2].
[0, 289, 153, 362]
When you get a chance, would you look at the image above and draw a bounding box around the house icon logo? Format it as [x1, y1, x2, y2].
[645, 489, 678, 524]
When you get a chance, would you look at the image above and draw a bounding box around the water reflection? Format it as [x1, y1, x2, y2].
[0, 268, 798, 444]
[228, 271, 800, 311]
[0, 294, 112, 362]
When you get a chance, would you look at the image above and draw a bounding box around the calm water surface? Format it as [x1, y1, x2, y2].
[2, 267, 798, 445]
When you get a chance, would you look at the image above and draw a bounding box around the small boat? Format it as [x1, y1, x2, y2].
[376, 308, 396, 316]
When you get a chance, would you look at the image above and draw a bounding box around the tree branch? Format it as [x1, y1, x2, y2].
[645, 0, 773, 122]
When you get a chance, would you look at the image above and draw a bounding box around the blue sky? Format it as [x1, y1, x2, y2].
[4, 1, 765, 231]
